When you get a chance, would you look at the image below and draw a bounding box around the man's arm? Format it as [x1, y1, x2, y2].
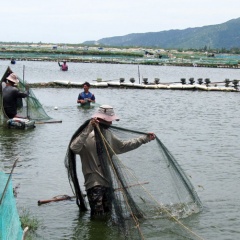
[70, 123, 94, 154]
[90, 94, 95, 103]
[15, 88, 28, 98]
[109, 131, 155, 154]
[77, 93, 85, 104]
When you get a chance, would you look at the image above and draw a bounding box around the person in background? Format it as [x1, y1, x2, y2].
[77, 81, 95, 107]
[10, 57, 16, 64]
[58, 60, 68, 71]
[68, 105, 156, 216]
[2, 73, 28, 119]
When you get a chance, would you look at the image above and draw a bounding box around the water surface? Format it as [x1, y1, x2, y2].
[0, 60, 240, 239]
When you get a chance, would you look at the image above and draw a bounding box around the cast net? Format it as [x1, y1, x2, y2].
[65, 121, 203, 240]
[0, 172, 23, 240]
[0, 67, 51, 121]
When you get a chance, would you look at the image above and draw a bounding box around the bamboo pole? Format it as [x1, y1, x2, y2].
[0, 158, 19, 205]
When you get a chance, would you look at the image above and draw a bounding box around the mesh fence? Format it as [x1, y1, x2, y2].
[0, 172, 23, 240]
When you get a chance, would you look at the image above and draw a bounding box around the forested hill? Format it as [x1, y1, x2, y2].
[86, 18, 240, 49]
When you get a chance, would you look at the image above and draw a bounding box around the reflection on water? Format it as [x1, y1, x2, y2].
[0, 61, 240, 239]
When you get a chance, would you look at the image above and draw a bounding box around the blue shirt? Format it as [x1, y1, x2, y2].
[78, 92, 95, 106]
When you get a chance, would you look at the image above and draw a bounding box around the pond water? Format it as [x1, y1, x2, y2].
[0, 60, 240, 239]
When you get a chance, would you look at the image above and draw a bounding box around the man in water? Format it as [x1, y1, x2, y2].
[77, 81, 95, 108]
[67, 105, 155, 216]
[58, 61, 68, 71]
[2, 73, 29, 119]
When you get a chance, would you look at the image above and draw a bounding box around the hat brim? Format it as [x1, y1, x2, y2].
[92, 112, 119, 121]
[6, 77, 19, 84]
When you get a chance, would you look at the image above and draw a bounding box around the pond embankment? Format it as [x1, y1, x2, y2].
[27, 80, 239, 92]
[1, 44, 240, 69]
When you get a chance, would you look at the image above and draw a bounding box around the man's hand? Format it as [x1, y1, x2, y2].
[147, 132, 156, 141]
[90, 118, 99, 127]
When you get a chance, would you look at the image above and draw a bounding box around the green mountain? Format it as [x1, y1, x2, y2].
[89, 18, 240, 49]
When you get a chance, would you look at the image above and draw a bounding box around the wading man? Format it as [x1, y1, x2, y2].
[66, 105, 155, 216]
[2, 73, 28, 119]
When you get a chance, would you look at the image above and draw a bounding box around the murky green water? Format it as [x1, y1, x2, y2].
[0, 61, 240, 239]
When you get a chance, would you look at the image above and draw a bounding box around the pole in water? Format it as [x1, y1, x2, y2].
[0, 158, 19, 205]
[38, 195, 76, 205]
[138, 65, 140, 84]
[23, 65, 30, 119]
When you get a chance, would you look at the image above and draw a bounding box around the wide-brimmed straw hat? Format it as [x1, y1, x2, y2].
[92, 105, 119, 122]
[6, 73, 19, 84]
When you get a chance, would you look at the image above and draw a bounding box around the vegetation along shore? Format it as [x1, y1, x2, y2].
[1, 42, 240, 69]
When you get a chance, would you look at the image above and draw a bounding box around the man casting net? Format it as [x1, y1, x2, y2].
[65, 105, 203, 240]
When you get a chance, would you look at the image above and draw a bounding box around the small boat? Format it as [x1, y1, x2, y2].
[7, 117, 35, 129]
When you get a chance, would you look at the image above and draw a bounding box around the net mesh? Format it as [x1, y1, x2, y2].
[65, 121, 203, 240]
[0, 172, 23, 240]
[0, 66, 51, 121]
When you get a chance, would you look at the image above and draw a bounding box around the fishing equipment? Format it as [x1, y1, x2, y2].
[7, 117, 36, 129]
[0, 67, 52, 122]
[65, 121, 203, 239]
[0, 158, 23, 240]
[38, 195, 76, 205]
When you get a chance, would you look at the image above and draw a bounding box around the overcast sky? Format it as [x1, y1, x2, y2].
[1, 0, 239, 44]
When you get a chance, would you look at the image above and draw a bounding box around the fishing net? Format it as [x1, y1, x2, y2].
[0, 67, 51, 121]
[65, 121, 203, 240]
[0, 172, 23, 240]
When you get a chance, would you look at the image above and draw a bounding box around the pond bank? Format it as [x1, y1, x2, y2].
[27, 81, 239, 92]
[1, 56, 240, 69]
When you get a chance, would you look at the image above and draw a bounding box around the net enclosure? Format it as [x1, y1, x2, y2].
[0, 171, 23, 240]
[0, 66, 52, 121]
[65, 121, 203, 240]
